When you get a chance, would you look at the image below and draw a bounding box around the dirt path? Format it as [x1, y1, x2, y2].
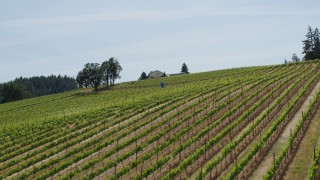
[283, 98, 320, 180]
[248, 81, 320, 180]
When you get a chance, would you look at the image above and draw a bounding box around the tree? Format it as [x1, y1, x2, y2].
[101, 57, 122, 86]
[302, 26, 320, 60]
[162, 72, 167, 77]
[77, 63, 102, 92]
[181, 63, 189, 73]
[109, 58, 122, 85]
[101, 60, 111, 86]
[284, 59, 288, 64]
[0, 84, 3, 102]
[292, 53, 300, 63]
[1, 83, 25, 103]
[76, 70, 90, 88]
[139, 72, 148, 80]
[303, 26, 315, 60]
[76, 58, 122, 91]
[313, 27, 320, 59]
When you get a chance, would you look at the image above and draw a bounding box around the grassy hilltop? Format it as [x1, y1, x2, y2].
[1, 61, 320, 179]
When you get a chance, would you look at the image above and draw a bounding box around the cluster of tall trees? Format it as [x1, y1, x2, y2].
[0, 75, 77, 103]
[285, 26, 319, 64]
[302, 26, 320, 60]
[76, 57, 122, 91]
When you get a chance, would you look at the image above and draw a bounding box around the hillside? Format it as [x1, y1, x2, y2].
[1, 61, 320, 179]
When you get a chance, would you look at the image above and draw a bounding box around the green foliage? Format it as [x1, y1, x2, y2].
[1, 82, 25, 103]
[313, 28, 320, 59]
[0, 75, 77, 103]
[139, 72, 148, 80]
[292, 53, 300, 62]
[181, 63, 189, 73]
[162, 72, 167, 77]
[303, 26, 320, 60]
[77, 58, 122, 91]
[101, 57, 122, 86]
[308, 146, 320, 180]
[77, 63, 102, 91]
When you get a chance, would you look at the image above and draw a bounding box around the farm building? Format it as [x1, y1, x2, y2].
[148, 70, 165, 78]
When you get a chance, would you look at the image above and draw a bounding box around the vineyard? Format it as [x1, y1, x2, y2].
[1, 61, 320, 180]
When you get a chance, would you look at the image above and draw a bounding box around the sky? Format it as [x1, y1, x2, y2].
[0, 0, 320, 83]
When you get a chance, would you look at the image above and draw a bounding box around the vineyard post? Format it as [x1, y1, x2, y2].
[92, 162, 94, 172]
[302, 111, 304, 131]
[157, 140, 159, 163]
[273, 153, 276, 179]
[259, 133, 262, 147]
[140, 165, 143, 178]
[169, 119, 171, 138]
[135, 139, 138, 165]
[1, 163, 3, 176]
[215, 162, 218, 176]
[253, 120, 255, 136]
[180, 138, 182, 161]
[204, 139, 207, 159]
[116, 139, 119, 154]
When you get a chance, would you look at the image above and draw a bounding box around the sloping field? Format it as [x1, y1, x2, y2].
[1, 61, 320, 180]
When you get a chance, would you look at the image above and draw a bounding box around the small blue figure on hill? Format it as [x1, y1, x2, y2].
[160, 82, 165, 88]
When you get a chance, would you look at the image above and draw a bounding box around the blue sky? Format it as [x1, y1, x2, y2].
[0, 0, 319, 83]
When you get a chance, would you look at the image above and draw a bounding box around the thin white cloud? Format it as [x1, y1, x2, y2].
[1, 7, 319, 28]
[0, 10, 198, 27]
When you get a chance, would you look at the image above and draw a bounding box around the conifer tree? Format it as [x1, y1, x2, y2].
[313, 27, 320, 59]
[181, 63, 189, 73]
[292, 53, 300, 63]
[139, 72, 148, 80]
[303, 26, 315, 60]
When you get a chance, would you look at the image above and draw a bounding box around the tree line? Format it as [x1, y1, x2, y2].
[76, 57, 122, 91]
[0, 75, 77, 103]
